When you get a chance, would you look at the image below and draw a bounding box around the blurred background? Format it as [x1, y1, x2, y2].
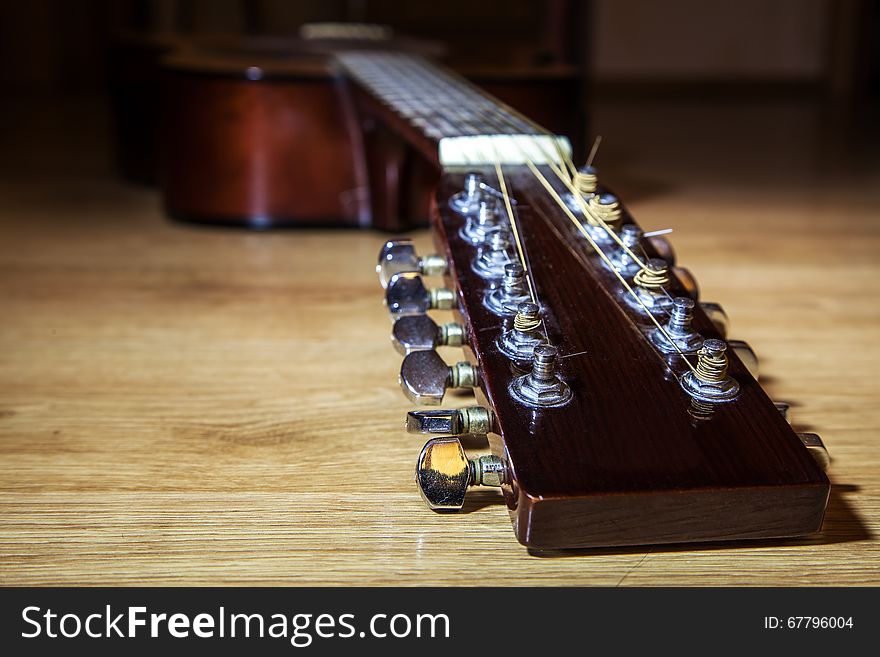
[2, 0, 878, 101]
[1, 0, 877, 221]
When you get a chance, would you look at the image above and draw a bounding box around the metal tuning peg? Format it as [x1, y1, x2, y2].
[377, 238, 447, 289]
[416, 436, 505, 511]
[472, 229, 515, 280]
[484, 262, 531, 316]
[497, 301, 546, 361]
[774, 401, 790, 421]
[385, 272, 455, 318]
[577, 192, 621, 245]
[647, 234, 676, 266]
[392, 315, 465, 355]
[510, 344, 572, 407]
[608, 224, 643, 277]
[700, 302, 729, 338]
[650, 297, 704, 354]
[728, 339, 758, 379]
[399, 350, 478, 405]
[799, 433, 831, 472]
[460, 198, 507, 245]
[449, 171, 487, 216]
[405, 406, 494, 435]
[626, 258, 674, 314]
[773, 402, 831, 472]
[680, 339, 740, 402]
[672, 266, 699, 300]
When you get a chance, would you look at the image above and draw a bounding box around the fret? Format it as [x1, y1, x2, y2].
[336, 51, 570, 166]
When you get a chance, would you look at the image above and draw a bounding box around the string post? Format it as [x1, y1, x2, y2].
[449, 171, 486, 216]
[607, 224, 644, 276]
[625, 258, 673, 314]
[651, 297, 704, 354]
[681, 339, 740, 402]
[635, 258, 670, 290]
[484, 262, 531, 316]
[588, 193, 622, 229]
[573, 166, 597, 195]
[473, 228, 515, 280]
[460, 198, 505, 245]
[669, 297, 696, 333]
[510, 344, 572, 408]
[531, 344, 559, 381]
[513, 302, 542, 332]
[464, 171, 481, 197]
[497, 301, 547, 362]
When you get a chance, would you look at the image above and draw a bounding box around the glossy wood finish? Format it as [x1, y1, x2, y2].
[433, 169, 829, 549]
[161, 55, 366, 228]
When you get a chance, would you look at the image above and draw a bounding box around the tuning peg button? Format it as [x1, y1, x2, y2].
[647, 235, 676, 266]
[392, 315, 465, 355]
[773, 405, 830, 472]
[377, 239, 447, 289]
[672, 266, 699, 301]
[799, 433, 831, 472]
[700, 302, 729, 338]
[728, 339, 758, 379]
[399, 350, 478, 405]
[416, 436, 505, 511]
[405, 406, 493, 435]
[774, 401, 790, 421]
[385, 272, 455, 318]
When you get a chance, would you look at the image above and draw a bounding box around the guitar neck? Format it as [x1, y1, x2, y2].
[336, 51, 570, 167]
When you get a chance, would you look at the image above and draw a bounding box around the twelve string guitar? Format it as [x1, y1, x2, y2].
[343, 51, 832, 550]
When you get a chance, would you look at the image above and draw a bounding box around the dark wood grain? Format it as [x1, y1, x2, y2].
[432, 169, 830, 549]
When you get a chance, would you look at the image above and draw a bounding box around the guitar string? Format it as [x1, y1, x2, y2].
[470, 101, 651, 271]
[425, 63, 686, 367]
[527, 139, 650, 270]
[521, 157, 699, 375]
[481, 101, 697, 374]
[362, 56, 695, 373]
[493, 158, 537, 303]
[491, 150, 551, 337]
[467, 101, 660, 304]
[488, 89, 699, 375]
[586, 135, 603, 168]
[436, 73, 693, 371]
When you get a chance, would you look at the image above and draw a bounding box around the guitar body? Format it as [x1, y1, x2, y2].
[161, 50, 367, 228]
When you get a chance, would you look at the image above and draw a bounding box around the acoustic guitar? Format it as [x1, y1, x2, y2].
[158, 25, 583, 230]
[353, 51, 831, 550]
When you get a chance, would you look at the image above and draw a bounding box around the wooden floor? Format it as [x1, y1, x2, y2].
[1, 96, 878, 585]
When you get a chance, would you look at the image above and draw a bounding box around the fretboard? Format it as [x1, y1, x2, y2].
[336, 51, 570, 167]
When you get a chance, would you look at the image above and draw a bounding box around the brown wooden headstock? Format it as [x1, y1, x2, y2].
[381, 166, 830, 550]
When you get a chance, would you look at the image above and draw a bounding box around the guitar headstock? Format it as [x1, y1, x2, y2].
[378, 165, 830, 551]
